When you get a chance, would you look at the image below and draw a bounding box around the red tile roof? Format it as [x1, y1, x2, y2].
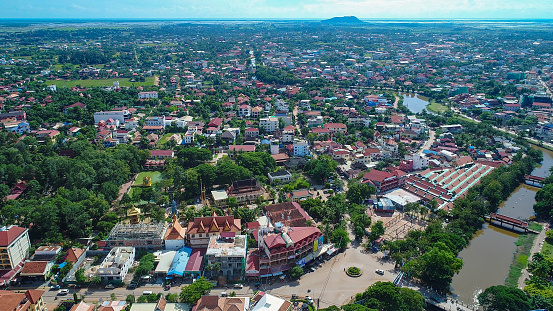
[0, 226, 26, 247]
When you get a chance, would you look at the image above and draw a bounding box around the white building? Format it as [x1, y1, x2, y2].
[96, 247, 135, 283]
[94, 111, 127, 125]
[405, 153, 429, 170]
[145, 116, 166, 129]
[260, 117, 279, 133]
[268, 170, 292, 184]
[138, 91, 158, 99]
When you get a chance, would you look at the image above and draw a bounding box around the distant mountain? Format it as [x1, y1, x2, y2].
[321, 16, 364, 24]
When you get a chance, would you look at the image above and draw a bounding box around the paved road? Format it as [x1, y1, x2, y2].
[419, 130, 435, 154]
[518, 223, 547, 289]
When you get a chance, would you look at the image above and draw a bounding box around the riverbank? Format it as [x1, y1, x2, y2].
[505, 222, 542, 288]
[426, 99, 448, 113]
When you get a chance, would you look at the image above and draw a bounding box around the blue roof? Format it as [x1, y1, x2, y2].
[261, 139, 271, 145]
[422, 149, 438, 155]
[167, 246, 193, 276]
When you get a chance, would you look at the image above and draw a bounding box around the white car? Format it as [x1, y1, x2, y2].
[105, 284, 115, 289]
[58, 289, 69, 295]
[375, 269, 384, 275]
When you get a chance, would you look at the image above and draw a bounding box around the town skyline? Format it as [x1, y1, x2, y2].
[2, 0, 553, 19]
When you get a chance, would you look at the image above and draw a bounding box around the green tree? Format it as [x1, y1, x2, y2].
[179, 277, 213, 304]
[331, 226, 350, 249]
[478, 285, 531, 311]
[369, 221, 385, 242]
[75, 268, 87, 284]
[403, 242, 462, 292]
[289, 265, 304, 280]
[359, 281, 425, 311]
[346, 181, 376, 204]
[166, 293, 179, 303]
[126, 295, 135, 304]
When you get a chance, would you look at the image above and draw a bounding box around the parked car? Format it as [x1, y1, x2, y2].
[233, 284, 243, 289]
[105, 284, 115, 289]
[50, 285, 60, 290]
[164, 284, 171, 290]
[375, 269, 384, 275]
[58, 289, 69, 296]
[127, 283, 137, 289]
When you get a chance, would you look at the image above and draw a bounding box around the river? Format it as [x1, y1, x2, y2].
[401, 93, 430, 114]
[449, 146, 553, 307]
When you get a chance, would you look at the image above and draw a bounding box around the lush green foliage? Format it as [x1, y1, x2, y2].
[179, 277, 214, 304]
[355, 281, 425, 311]
[478, 285, 532, 311]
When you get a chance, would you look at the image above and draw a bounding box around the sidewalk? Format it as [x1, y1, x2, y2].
[518, 223, 547, 289]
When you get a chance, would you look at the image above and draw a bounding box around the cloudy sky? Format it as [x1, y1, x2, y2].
[2, 0, 553, 19]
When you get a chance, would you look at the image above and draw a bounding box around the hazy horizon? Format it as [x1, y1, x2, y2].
[2, 0, 553, 20]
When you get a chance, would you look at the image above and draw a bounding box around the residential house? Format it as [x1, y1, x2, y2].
[194, 296, 249, 311]
[63, 102, 86, 114]
[0, 290, 46, 311]
[323, 123, 347, 134]
[268, 171, 292, 184]
[251, 106, 263, 118]
[286, 189, 314, 202]
[307, 116, 324, 128]
[228, 145, 256, 157]
[245, 127, 259, 138]
[145, 116, 166, 130]
[96, 247, 135, 283]
[238, 104, 251, 117]
[66, 247, 85, 264]
[281, 125, 295, 144]
[186, 212, 241, 248]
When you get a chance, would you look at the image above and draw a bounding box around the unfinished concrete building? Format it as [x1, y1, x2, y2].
[106, 223, 166, 250]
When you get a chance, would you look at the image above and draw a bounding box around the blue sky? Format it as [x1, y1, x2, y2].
[2, 0, 553, 19]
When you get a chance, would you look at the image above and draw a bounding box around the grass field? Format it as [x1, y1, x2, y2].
[542, 239, 553, 259]
[505, 233, 536, 287]
[132, 171, 163, 186]
[426, 101, 449, 113]
[45, 77, 154, 88]
[158, 133, 175, 145]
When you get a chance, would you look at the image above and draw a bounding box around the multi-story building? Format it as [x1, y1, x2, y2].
[96, 247, 135, 283]
[361, 169, 406, 193]
[257, 226, 323, 277]
[281, 125, 295, 143]
[145, 116, 166, 129]
[292, 142, 309, 157]
[205, 234, 247, 280]
[260, 117, 279, 133]
[105, 223, 166, 250]
[186, 212, 241, 248]
[0, 226, 30, 271]
[138, 91, 158, 99]
[238, 104, 251, 117]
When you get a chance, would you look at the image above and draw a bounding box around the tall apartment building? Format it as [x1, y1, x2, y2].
[0, 226, 30, 271]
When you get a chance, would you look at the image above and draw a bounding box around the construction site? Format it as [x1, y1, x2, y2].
[105, 222, 167, 250]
